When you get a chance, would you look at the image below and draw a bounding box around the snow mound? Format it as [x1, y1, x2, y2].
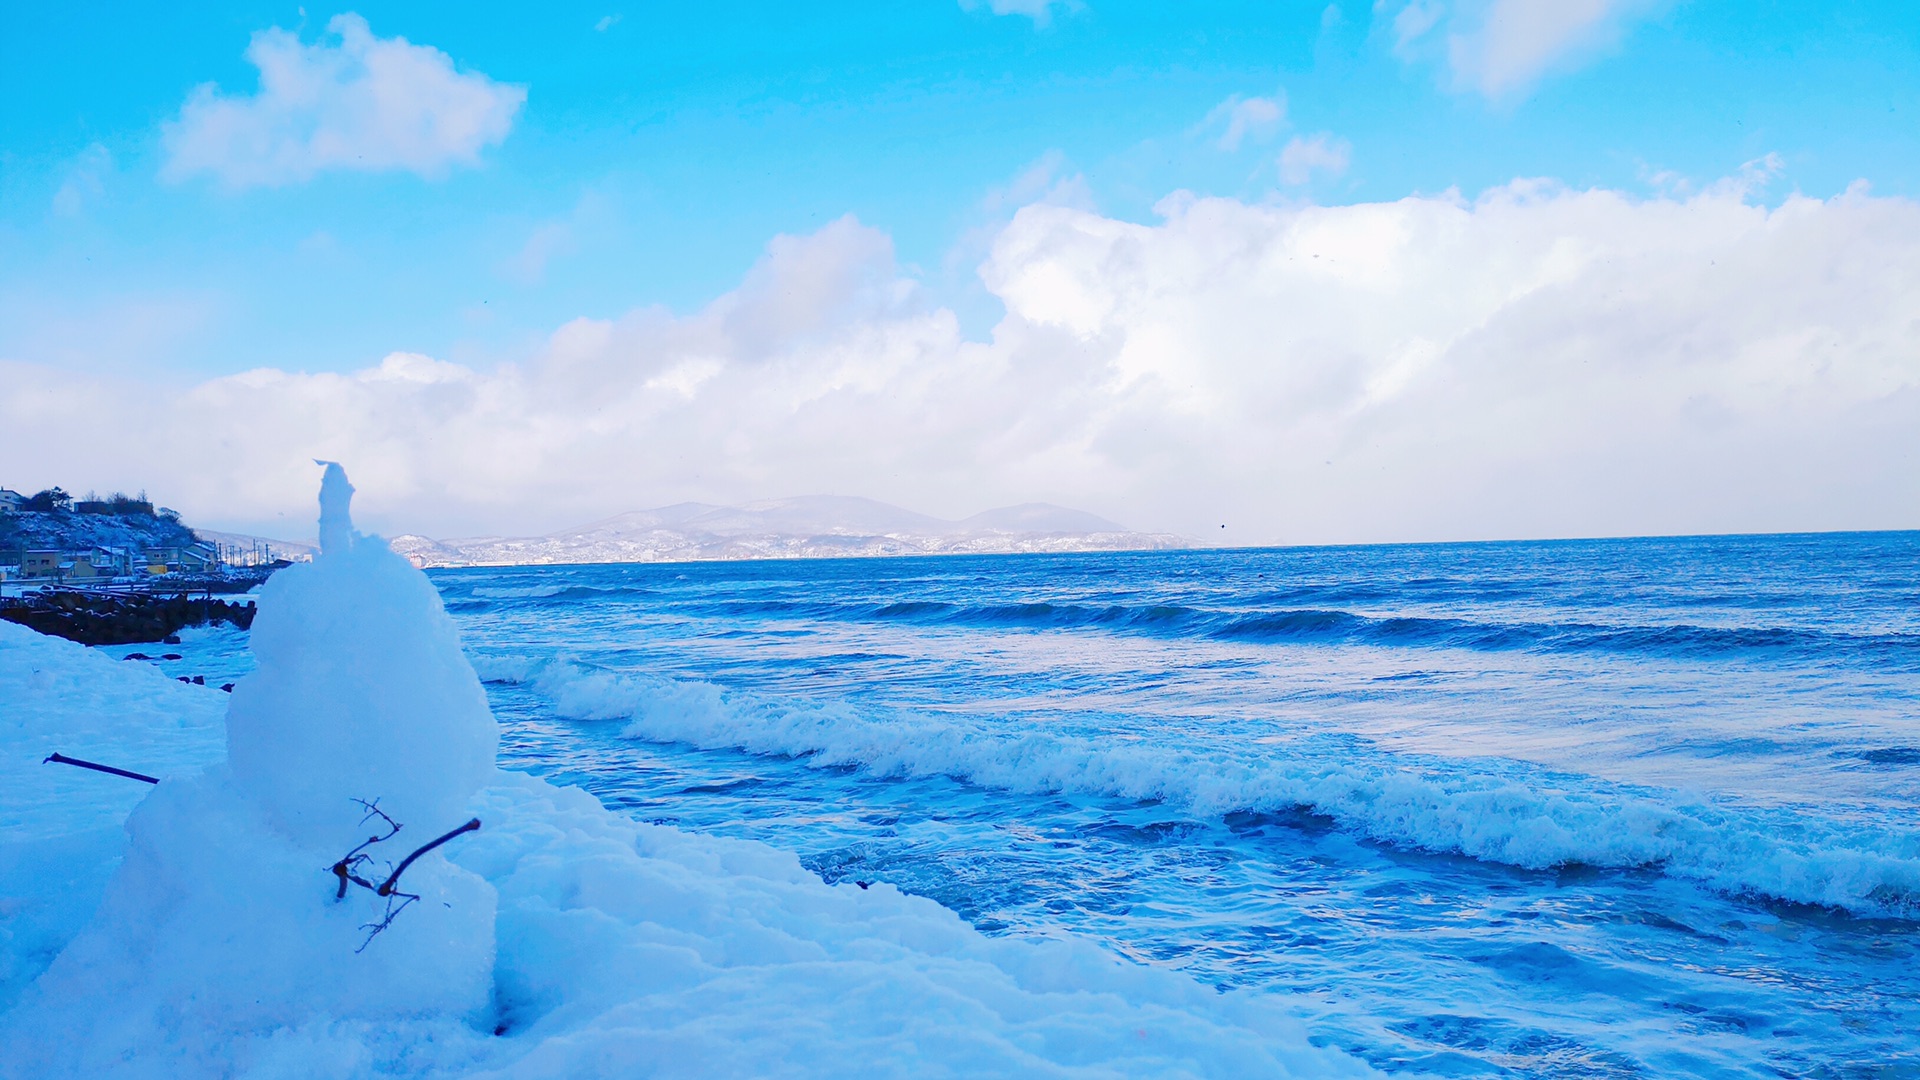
[228, 461, 497, 845]
[1, 465, 1373, 1078]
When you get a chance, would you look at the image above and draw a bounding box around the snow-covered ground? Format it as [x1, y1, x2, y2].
[0, 467, 1370, 1078]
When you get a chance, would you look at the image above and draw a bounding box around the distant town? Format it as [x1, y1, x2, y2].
[0, 485, 305, 585]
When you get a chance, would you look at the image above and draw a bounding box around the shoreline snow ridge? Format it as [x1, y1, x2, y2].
[0, 467, 1374, 1078]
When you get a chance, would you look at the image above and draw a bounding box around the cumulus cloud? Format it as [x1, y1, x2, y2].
[6, 181, 1919, 545]
[1278, 134, 1351, 184]
[1383, 0, 1657, 98]
[162, 13, 525, 188]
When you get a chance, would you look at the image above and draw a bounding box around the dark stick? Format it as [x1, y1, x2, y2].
[377, 818, 481, 896]
[331, 798, 402, 899]
[323, 803, 481, 948]
[333, 861, 379, 899]
[44, 752, 159, 785]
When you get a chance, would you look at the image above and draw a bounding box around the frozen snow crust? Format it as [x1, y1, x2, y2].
[1, 467, 1376, 1078]
[476, 655, 1920, 920]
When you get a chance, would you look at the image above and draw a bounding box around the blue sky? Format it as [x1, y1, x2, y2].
[4, 2, 1919, 541]
[6, 1, 1915, 377]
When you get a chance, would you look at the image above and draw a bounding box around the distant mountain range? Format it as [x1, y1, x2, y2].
[387, 496, 1190, 568]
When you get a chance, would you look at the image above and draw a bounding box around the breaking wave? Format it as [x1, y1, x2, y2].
[453, 585, 1920, 668]
[474, 653, 1920, 920]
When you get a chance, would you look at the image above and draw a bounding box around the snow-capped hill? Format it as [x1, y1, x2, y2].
[571, 496, 950, 541]
[958, 502, 1127, 535]
[0, 509, 199, 554]
[388, 496, 1189, 568]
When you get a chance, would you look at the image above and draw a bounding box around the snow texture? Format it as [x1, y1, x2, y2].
[0, 466, 1372, 1078]
[228, 461, 496, 844]
[0, 621, 227, 1013]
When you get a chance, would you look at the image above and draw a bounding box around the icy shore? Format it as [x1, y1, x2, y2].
[0, 468, 1370, 1078]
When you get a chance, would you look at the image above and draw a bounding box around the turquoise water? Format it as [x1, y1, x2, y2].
[153, 533, 1920, 1077]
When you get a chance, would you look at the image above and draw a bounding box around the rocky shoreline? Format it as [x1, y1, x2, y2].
[0, 589, 257, 646]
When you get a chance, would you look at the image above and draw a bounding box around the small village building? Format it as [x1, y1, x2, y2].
[94, 546, 135, 576]
[0, 489, 24, 512]
[21, 551, 64, 578]
[58, 548, 131, 580]
[144, 542, 219, 575]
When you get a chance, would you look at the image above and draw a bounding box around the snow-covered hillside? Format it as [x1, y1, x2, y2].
[0, 510, 199, 554]
[390, 495, 1190, 567]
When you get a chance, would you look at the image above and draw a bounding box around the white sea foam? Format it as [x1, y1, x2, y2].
[478, 653, 1920, 918]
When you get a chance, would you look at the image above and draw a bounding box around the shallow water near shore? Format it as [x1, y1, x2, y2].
[149, 532, 1920, 1077]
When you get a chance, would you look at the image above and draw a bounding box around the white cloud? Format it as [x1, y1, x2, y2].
[7, 180, 1920, 545]
[1382, 0, 1657, 98]
[959, 0, 1082, 28]
[1388, 0, 1446, 52]
[979, 151, 1090, 216]
[1207, 93, 1287, 152]
[503, 223, 575, 285]
[499, 194, 610, 285]
[1278, 133, 1352, 184]
[1452, 0, 1646, 96]
[51, 143, 113, 217]
[594, 14, 622, 32]
[162, 13, 525, 188]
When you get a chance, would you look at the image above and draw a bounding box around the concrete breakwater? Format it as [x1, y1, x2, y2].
[0, 590, 256, 646]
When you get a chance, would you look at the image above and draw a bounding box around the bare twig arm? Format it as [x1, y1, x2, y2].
[44, 752, 159, 785]
[378, 818, 481, 896]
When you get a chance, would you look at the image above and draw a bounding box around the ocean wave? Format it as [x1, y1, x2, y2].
[466, 583, 656, 602]
[469, 584, 571, 599]
[479, 654, 1920, 920]
[694, 596, 1920, 667]
[445, 577, 1920, 667]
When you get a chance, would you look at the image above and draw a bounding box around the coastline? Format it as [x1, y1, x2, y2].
[0, 483, 1377, 1078]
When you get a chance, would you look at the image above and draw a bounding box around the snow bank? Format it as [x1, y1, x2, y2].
[459, 775, 1371, 1079]
[0, 621, 227, 1011]
[0, 466, 1375, 1078]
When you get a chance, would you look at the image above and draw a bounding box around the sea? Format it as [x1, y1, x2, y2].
[155, 532, 1920, 1078]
